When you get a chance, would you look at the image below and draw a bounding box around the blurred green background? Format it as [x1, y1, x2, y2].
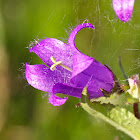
[0, 0, 139, 140]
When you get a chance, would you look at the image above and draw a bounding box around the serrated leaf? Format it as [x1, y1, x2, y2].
[90, 93, 126, 106]
[81, 87, 140, 140]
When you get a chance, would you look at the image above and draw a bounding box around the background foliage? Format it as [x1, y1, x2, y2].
[0, 0, 139, 140]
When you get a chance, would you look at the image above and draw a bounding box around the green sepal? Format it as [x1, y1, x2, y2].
[81, 87, 140, 140]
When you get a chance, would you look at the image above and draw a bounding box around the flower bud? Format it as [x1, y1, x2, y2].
[113, 0, 135, 22]
[127, 75, 140, 100]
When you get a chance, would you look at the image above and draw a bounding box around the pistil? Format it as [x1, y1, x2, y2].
[50, 56, 72, 72]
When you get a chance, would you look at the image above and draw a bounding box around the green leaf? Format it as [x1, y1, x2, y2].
[81, 87, 140, 140]
[90, 92, 126, 106]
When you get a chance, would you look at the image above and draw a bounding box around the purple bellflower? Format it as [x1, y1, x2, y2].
[25, 23, 114, 106]
[113, 0, 135, 22]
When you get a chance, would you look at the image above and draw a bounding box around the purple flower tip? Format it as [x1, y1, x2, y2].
[113, 0, 135, 22]
[25, 23, 114, 106]
[49, 94, 68, 106]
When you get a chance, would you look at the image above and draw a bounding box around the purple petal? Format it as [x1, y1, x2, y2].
[25, 63, 71, 92]
[68, 23, 95, 52]
[71, 56, 114, 97]
[52, 83, 104, 99]
[87, 78, 113, 98]
[71, 53, 94, 80]
[52, 83, 83, 98]
[49, 94, 68, 106]
[68, 23, 113, 98]
[113, 0, 135, 22]
[29, 38, 73, 68]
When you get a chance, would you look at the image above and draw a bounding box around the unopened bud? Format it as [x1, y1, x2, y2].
[127, 75, 140, 100]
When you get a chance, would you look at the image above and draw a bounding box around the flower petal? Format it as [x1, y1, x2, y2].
[87, 78, 113, 98]
[68, 23, 113, 98]
[52, 83, 104, 99]
[25, 63, 71, 92]
[49, 94, 68, 106]
[29, 38, 73, 68]
[68, 23, 96, 86]
[71, 53, 94, 80]
[68, 23, 95, 52]
[52, 83, 83, 98]
[113, 0, 135, 22]
[71, 57, 114, 97]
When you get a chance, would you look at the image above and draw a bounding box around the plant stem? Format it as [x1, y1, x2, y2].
[118, 56, 128, 85]
[133, 103, 140, 119]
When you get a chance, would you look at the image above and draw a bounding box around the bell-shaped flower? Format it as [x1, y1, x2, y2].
[25, 23, 114, 106]
[113, 0, 135, 22]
